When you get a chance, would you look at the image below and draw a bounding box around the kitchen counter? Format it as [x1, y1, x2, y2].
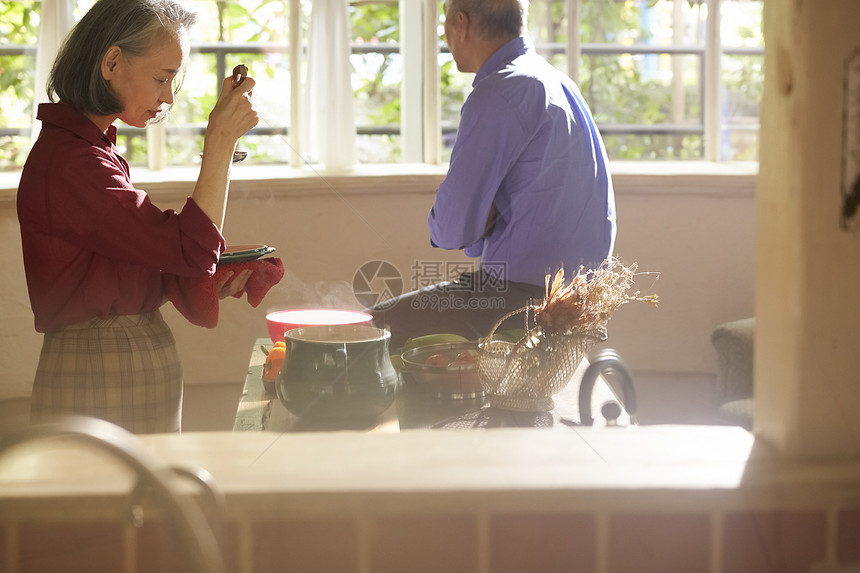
[233, 339, 632, 433]
[2, 423, 860, 573]
[3, 344, 859, 572]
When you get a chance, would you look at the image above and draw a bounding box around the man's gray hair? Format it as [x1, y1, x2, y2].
[446, 0, 529, 39]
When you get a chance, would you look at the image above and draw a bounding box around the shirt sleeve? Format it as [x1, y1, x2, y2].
[45, 142, 224, 277]
[428, 85, 530, 251]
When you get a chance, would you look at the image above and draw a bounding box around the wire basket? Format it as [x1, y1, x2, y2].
[478, 306, 606, 412]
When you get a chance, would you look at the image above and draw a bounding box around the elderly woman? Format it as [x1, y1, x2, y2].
[17, 0, 258, 433]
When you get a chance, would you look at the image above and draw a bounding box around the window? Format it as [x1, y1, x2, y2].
[172, 0, 295, 166]
[0, 0, 762, 171]
[524, 0, 763, 161]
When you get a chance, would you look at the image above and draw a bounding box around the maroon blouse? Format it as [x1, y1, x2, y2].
[18, 103, 226, 333]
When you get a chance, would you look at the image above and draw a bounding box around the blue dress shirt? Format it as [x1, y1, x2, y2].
[428, 37, 616, 287]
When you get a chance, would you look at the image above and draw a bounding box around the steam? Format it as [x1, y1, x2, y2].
[264, 265, 367, 314]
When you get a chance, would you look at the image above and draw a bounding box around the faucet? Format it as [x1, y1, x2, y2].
[578, 348, 638, 426]
[0, 416, 225, 573]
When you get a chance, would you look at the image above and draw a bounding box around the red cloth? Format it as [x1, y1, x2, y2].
[164, 257, 284, 328]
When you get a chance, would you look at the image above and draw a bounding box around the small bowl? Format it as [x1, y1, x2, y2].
[265, 308, 373, 343]
[400, 342, 483, 399]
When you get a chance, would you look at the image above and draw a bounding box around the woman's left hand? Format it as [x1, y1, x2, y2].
[216, 268, 254, 299]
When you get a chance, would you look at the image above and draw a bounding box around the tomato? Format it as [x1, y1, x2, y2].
[452, 351, 476, 365]
[424, 353, 451, 367]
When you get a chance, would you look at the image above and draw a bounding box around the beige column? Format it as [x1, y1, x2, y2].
[756, 0, 860, 459]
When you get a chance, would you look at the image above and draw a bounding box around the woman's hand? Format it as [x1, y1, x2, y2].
[206, 74, 259, 147]
[216, 268, 254, 299]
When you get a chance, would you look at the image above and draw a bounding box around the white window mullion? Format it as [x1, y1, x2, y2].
[422, 0, 441, 165]
[146, 123, 166, 170]
[289, 0, 302, 167]
[400, 0, 423, 163]
[671, 0, 685, 127]
[567, 0, 581, 84]
[704, 0, 722, 161]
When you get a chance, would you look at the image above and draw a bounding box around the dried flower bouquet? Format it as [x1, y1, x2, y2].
[535, 257, 659, 337]
[478, 257, 658, 411]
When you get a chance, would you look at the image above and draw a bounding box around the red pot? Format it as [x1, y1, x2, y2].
[265, 308, 374, 343]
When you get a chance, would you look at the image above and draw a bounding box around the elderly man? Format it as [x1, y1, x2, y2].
[374, 0, 615, 349]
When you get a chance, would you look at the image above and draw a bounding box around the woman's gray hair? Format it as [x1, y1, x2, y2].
[446, 0, 528, 39]
[47, 0, 197, 116]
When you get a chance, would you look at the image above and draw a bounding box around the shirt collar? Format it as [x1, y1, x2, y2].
[473, 36, 533, 86]
[36, 102, 117, 147]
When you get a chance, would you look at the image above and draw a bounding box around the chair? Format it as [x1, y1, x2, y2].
[710, 318, 755, 429]
[0, 417, 226, 573]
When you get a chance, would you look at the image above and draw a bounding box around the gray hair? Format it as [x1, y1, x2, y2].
[445, 0, 528, 39]
[47, 0, 197, 116]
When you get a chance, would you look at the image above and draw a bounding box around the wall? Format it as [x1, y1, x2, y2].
[4, 505, 859, 573]
[0, 164, 757, 402]
[755, 0, 860, 459]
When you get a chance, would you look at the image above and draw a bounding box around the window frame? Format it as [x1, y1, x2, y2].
[1, 0, 762, 173]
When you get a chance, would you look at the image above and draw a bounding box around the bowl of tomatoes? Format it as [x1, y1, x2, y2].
[399, 341, 483, 399]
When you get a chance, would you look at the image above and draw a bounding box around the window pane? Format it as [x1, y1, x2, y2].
[0, 1, 39, 170]
[603, 133, 703, 160]
[0, 58, 36, 169]
[0, 136, 32, 170]
[439, 53, 470, 162]
[122, 0, 294, 168]
[721, 0, 763, 47]
[581, 0, 686, 45]
[0, 1, 40, 43]
[351, 51, 401, 162]
[581, 52, 703, 160]
[187, 0, 291, 43]
[581, 53, 702, 124]
[721, 0, 763, 161]
[578, 0, 710, 159]
[75, 1, 97, 17]
[528, 0, 568, 71]
[116, 133, 149, 166]
[350, 1, 400, 163]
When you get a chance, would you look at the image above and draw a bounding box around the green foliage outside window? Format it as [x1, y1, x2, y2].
[0, 1, 39, 169]
[350, 1, 401, 162]
[0, 0, 762, 170]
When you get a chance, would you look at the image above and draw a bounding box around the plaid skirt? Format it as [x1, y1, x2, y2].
[30, 310, 183, 434]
